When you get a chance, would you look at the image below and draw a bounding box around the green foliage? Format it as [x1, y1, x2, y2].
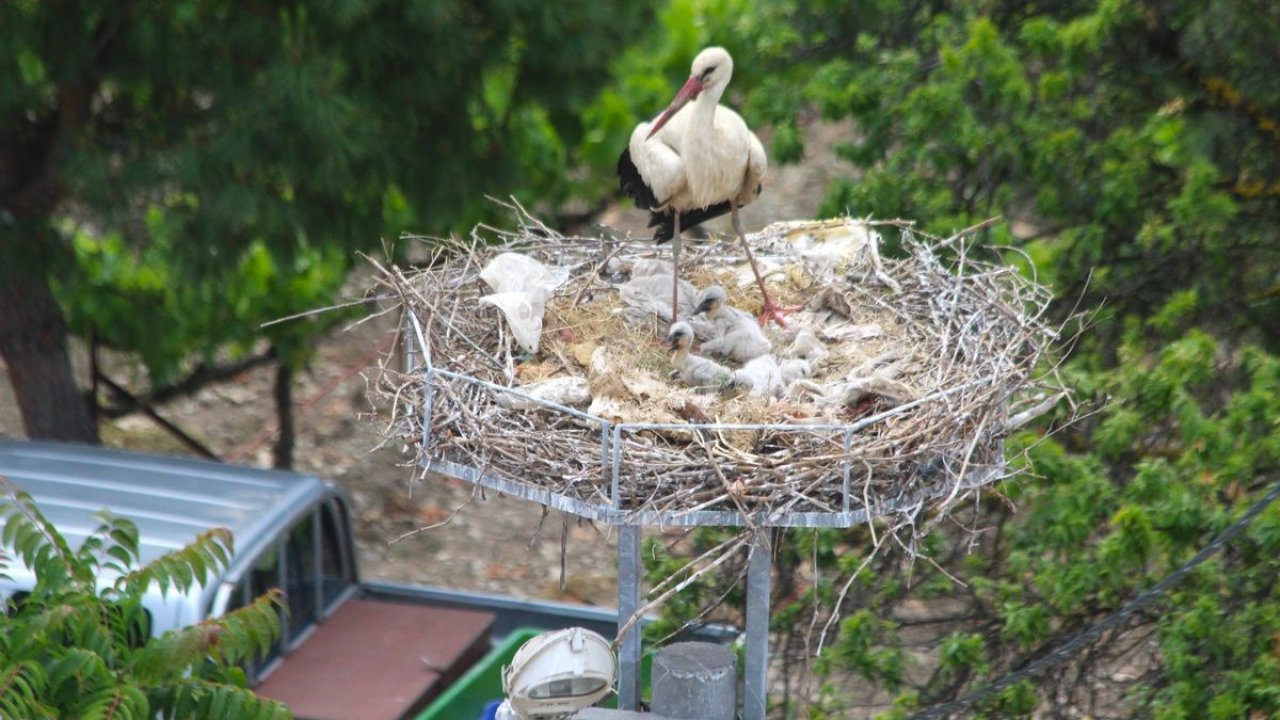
[54, 228, 348, 384]
[774, 326, 1279, 717]
[0, 481, 289, 720]
[938, 632, 988, 678]
[609, 2, 1280, 716]
[1, 0, 653, 414]
[715, 0, 1278, 352]
[639, 529, 746, 642]
[832, 610, 903, 690]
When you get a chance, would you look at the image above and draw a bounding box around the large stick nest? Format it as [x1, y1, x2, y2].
[368, 204, 1068, 526]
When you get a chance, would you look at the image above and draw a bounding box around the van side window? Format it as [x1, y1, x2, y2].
[319, 501, 347, 609]
[282, 502, 349, 628]
[223, 546, 284, 680]
[220, 499, 353, 683]
[285, 513, 319, 630]
[248, 549, 284, 666]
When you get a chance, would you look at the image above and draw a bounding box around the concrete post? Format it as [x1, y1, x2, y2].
[650, 641, 738, 720]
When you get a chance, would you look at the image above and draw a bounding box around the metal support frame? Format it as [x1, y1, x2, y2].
[617, 524, 643, 710]
[744, 528, 773, 720]
[402, 311, 1006, 717]
[415, 365, 1003, 528]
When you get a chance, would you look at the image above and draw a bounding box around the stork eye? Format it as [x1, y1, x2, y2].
[701, 65, 717, 80]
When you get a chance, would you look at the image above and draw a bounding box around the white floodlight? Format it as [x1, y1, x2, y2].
[495, 627, 616, 719]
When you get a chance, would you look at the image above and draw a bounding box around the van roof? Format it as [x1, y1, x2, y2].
[0, 439, 330, 567]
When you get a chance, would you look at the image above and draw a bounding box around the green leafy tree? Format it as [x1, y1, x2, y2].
[1, 0, 653, 447]
[605, 1, 1280, 716]
[733, 0, 1279, 351]
[0, 478, 289, 720]
[728, 3, 1280, 712]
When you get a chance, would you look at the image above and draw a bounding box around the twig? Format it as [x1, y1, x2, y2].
[388, 488, 478, 545]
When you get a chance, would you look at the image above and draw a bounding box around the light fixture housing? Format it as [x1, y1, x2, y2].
[501, 627, 616, 718]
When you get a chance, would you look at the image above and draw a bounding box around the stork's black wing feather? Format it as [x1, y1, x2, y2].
[647, 201, 735, 244]
[617, 148, 659, 210]
[620, 146, 762, 244]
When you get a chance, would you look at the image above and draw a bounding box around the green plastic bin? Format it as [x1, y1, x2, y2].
[416, 628, 541, 720]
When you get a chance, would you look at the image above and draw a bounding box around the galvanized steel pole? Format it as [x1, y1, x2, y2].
[744, 528, 772, 720]
[617, 524, 643, 710]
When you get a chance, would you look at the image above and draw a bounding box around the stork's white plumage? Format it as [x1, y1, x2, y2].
[618, 47, 789, 327]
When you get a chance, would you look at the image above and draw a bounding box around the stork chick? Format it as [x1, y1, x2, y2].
[732, 354, 785, 398]
[665, 321, 733, 389]
[618, 270, 699, 324]
[784, 329, 828, 363]
[694, 285, 771, 362]
[778, 357, 812, 384]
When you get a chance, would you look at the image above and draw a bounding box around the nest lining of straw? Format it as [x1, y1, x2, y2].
[368, 207, 1067, 523]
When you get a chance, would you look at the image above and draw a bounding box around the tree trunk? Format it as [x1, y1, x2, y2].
[0, 270, 98, 442]
[272, 358, 294, 469]
[2, 89, 91, 441]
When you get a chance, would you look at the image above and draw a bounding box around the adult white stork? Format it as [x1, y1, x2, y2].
[618, 47, 790, 327]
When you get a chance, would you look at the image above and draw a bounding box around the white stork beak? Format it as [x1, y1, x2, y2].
[646, 75, 703, 139]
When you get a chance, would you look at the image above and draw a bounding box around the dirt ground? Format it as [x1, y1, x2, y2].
[0, 120, 858, 610]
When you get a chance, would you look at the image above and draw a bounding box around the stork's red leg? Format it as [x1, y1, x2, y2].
[730, 204, 801, 327]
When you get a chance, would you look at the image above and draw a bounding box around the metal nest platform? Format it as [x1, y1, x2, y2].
[366, 207, 1069, 532]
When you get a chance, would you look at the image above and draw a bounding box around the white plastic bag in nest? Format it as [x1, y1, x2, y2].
[745, 219, 901, 292]
[478, 253, 571, 353]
